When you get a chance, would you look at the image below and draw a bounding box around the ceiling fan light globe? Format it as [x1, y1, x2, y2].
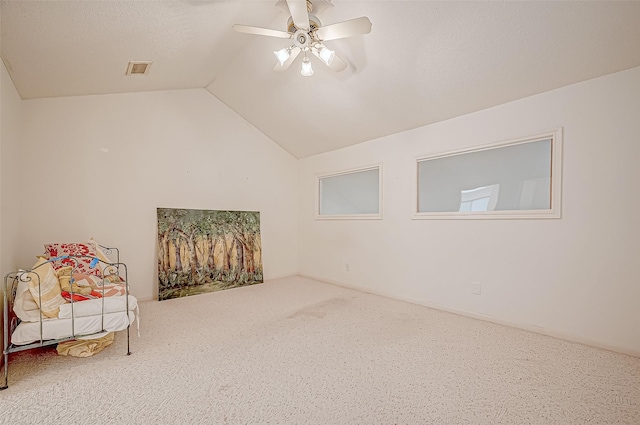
[301, 57, 314, 77]
[274, 48, 290, 66]
[319, 47, 335, 66]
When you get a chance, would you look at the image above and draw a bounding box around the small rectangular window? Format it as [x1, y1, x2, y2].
[317, 165, 382, 219]
[414, 129, 562, 219]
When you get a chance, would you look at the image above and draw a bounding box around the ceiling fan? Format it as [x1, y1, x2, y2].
[233, 0, 372, 76]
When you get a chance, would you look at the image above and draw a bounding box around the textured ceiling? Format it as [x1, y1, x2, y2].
[2, 1, 640, 158]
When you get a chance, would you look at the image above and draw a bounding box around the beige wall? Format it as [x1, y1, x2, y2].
[298, 66, 640, 355]
[16, 88, 299, 301]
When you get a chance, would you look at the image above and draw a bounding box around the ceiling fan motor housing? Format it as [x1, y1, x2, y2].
[293, 30, 311, 49]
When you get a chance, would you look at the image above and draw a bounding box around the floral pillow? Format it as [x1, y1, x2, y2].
[44, 242, 102, 276]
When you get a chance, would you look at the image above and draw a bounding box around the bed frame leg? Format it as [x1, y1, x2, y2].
[1, 352, 8, 390]
[126, 326, 131, 355]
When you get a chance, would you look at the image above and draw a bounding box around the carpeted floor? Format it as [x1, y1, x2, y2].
[1, 276, 639, 424]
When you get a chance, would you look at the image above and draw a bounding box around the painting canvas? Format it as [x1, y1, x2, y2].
[157, 208, 263, 301]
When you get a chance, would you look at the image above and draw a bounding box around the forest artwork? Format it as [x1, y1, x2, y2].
[157, 208, 263, 301]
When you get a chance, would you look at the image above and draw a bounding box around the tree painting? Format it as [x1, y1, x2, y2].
[157, 208, 263, 301]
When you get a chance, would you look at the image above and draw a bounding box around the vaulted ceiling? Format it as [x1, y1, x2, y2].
[2, 1, 640, 158]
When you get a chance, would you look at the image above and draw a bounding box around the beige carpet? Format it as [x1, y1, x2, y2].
[1, 276, 639, 424]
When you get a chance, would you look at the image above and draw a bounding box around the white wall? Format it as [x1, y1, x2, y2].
[1, 60, 25, 352]
[17, 88, 299, 301]
[0, 61, 22, 274]
[4, 61, 639, 355]
[298, 66, 640, 355]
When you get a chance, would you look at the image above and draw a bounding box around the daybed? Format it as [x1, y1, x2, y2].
[2, 241, 138, 389]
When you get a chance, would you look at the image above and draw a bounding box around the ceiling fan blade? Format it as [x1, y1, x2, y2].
[286, 0, 310, 31]
[233, 24, 291, 39]
[311, 46, 348, 72]
[315, 17, 372, 41]
[274, 47, 301, 72]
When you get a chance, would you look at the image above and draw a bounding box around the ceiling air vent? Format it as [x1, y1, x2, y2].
[126, 61, 152, 75]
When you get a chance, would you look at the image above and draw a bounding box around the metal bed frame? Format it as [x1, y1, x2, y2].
[1, 246, 132, 390]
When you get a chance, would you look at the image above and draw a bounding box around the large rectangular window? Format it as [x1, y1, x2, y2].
[415, 129, 562, 219]
[317, 165, 382, 219]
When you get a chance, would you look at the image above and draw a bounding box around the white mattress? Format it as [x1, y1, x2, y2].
[11, 310, 135, 346]
[58, 295, 137, 319]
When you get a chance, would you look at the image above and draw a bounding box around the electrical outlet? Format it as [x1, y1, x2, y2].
[472, 282, 481, 295]
[345, 263, 350, 272]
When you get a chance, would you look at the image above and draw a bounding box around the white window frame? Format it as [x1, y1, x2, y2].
[316, 164, 383, 220]
[413, 128, 563, 220]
